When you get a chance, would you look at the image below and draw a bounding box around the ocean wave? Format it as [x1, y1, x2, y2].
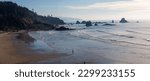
[126, 30, 150, 35]
[96, 30, 135, 38]
[70, 30, 150, 49]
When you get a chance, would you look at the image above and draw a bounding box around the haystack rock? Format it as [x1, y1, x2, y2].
[120, 18, 128, 23]
[112, 20, 114, 23]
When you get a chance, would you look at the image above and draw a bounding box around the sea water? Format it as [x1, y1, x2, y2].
[28, 21, 150, 63]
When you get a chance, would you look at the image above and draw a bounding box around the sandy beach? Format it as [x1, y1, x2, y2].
[0, 31, 65, 64]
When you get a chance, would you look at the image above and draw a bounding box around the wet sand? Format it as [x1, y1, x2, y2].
[0, 31, 65, 64]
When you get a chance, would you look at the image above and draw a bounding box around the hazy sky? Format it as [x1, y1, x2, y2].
[1, 0, 150, 20]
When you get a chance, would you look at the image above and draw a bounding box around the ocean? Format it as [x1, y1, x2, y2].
[28, 21, 150, 64]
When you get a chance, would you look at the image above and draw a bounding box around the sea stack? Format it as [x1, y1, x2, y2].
[94, 23, 98, 26]
[112, 20, 114, 23]
[85, 21, 92, 27]
[81, 21, 86, 24]
[120, 18, 128, 23]
[76, 21, 80, 24]
[136, 21, 139, 23]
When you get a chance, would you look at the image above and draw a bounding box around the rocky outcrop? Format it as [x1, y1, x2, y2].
[81, 21, 86, 24]
[120, 18, 128, 23]
[94, 23, 98, 26]
[136, 21, 139, 23]
[55, 26, 74, 31]
[86, 21, 92, 27]
[112, 20, 114, 23]
[76, 21, 80, 24]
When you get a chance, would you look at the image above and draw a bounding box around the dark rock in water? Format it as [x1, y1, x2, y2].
[120, 18, 128, 23]
[86, 21, 92, 27]
[103, 23, 116, 26]
[81, 21, 86, 24]
[76, 21, 80, 24]
[55, 26, 73, 31]
[94, 23, 98, 26]
[136, 21, 139, 23]
[112, 20, 115, 23]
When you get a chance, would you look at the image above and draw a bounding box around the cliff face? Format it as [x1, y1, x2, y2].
[0, 1, 65, 31]
[36, 16, 65, 25]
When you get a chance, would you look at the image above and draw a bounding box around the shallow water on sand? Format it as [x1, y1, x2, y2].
[29, 22, 150, 64]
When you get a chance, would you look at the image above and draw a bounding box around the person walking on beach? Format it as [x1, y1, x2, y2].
[72, 49, 74, 54]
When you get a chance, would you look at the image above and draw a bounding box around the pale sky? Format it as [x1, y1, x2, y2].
[1, 0, 150, 20]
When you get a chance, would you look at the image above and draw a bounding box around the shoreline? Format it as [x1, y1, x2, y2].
[0, 31, 66, 64]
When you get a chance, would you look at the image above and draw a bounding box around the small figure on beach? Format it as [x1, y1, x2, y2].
[84, 61, 86, 64]
[72, 49, 74, 54]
